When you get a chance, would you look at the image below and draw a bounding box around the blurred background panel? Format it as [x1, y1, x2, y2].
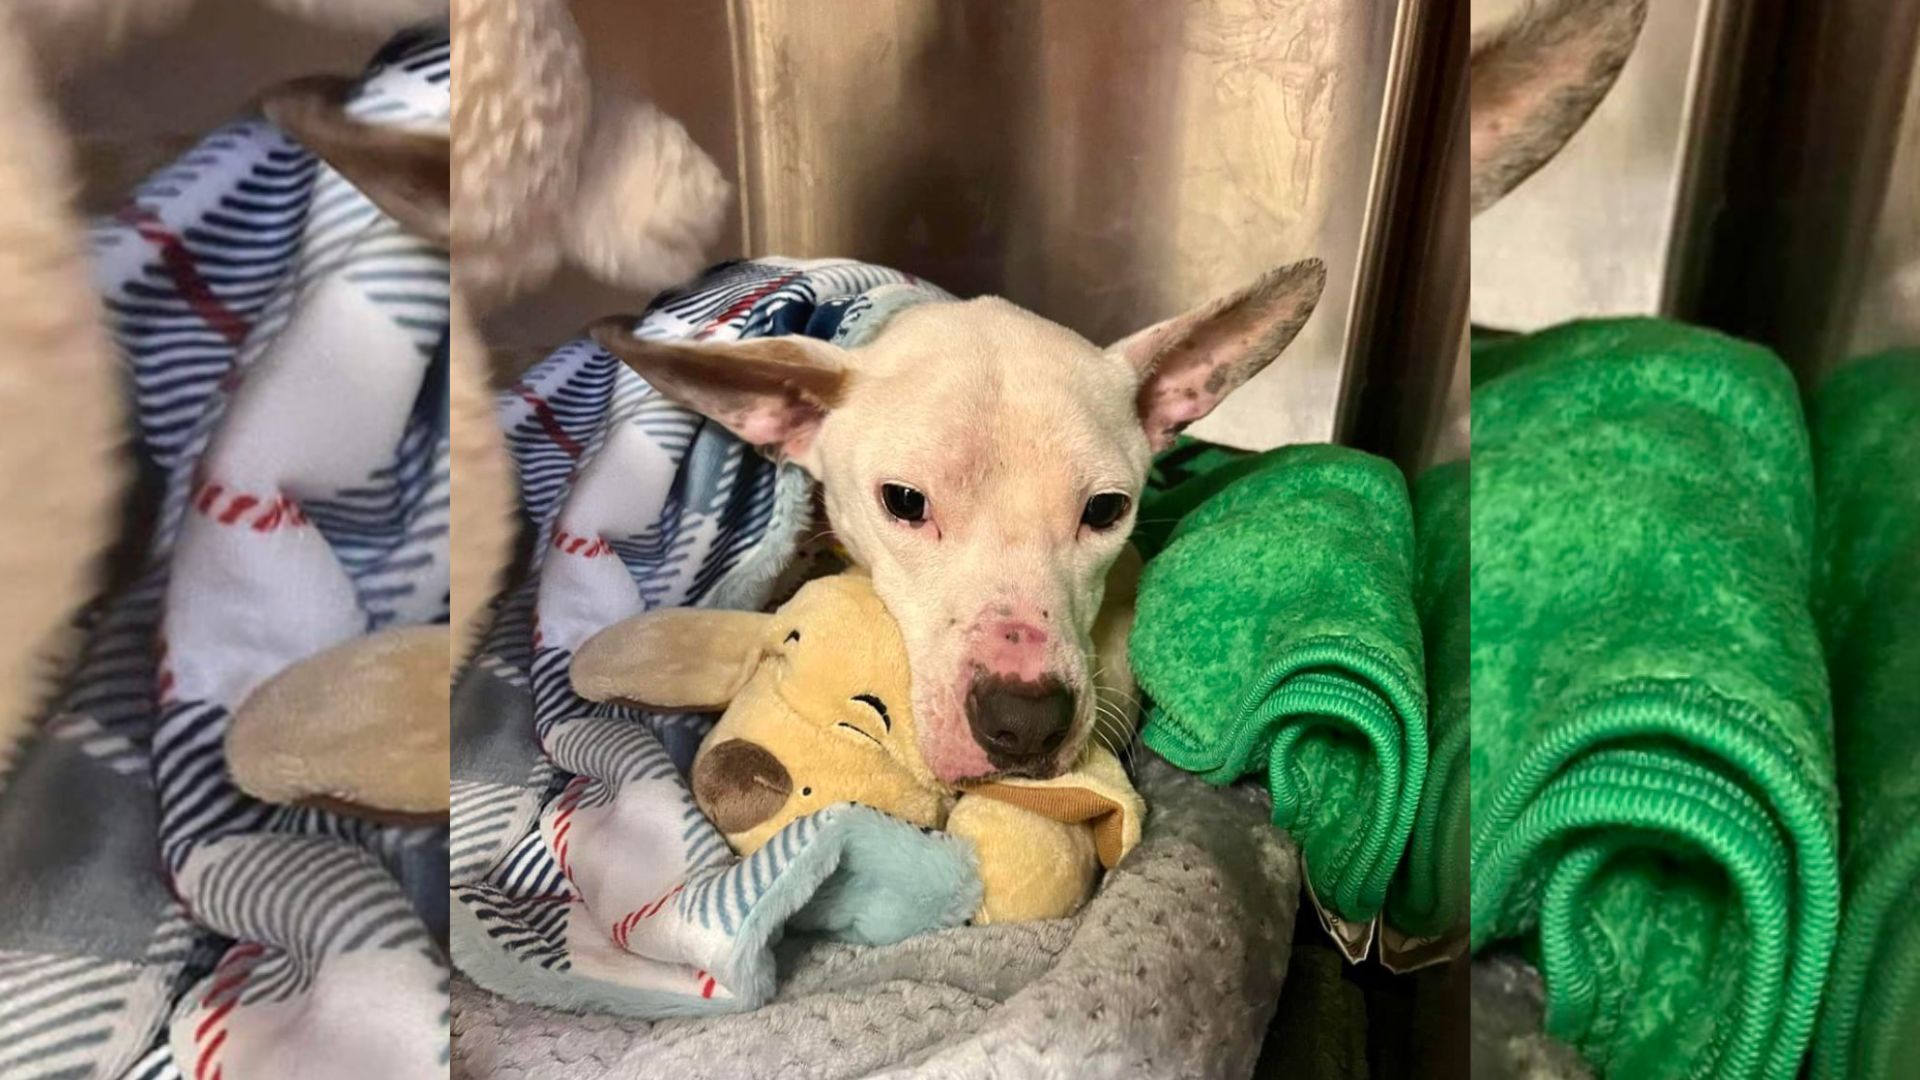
[47, 4, 390, 215]
[1693, 0, 1920, 375]
[1471, 0, 1920, 379]
[1851, 57, 1920, 358]
[495, 0, 1468, 462]
[43, 0, 1474, 465]
[1468, 0, 1707, 328]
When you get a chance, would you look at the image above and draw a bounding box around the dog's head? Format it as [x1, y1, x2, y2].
[592, 258, 1324, 783]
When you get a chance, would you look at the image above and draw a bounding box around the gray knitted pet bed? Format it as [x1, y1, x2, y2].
[451, 753, 1301, 1079]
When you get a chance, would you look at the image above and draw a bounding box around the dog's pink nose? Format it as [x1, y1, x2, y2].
[980, 619, 1050, 681]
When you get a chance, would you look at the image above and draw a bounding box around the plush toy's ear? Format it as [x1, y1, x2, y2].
[261, 75, 450, 246]
[571, 609, 769, 710]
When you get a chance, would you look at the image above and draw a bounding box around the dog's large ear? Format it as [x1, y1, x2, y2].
[589, 318, 850, 470]
[261, 75, 449, 245]
[1111, 258, 1326, 452]
[571, 608, 769, 711]
[1470, 0, 1648, 216]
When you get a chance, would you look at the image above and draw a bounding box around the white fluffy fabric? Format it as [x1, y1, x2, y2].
[8, 0, 196, 63]
[452, 0, 731, 310]
[0, 5, 128, 781]
[562, 92, 732, 295]
[450, 0, 587, 307]
[260, 0, 447, 32]
[450, 291, 514, 658]
[10, 0, 445, 68]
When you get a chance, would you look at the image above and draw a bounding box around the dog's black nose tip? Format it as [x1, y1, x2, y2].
[965, 677, 1073, 769]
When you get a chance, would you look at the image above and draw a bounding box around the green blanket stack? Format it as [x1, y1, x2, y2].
[1470, 319, 1840, 1079]
[1131, 443, 1429, 924]
[1807, 349, 1920, 1080]
[1388, 460, 1470, 940]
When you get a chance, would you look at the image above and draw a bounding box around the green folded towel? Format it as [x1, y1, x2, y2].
[1131, 443, 1429, 923]
[1807, 348, 1920, 1080]
[1131, 437, 1261, 561]
[1387, 459, 1470, 939]
[1470, 319, 1840, 1080]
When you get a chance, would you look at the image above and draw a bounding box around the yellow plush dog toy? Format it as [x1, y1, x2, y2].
[570, 573, 1144, 924]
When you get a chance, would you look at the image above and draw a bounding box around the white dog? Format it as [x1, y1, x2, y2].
[584, 0, 1651, 785]
[0, 0, 1648, 794]
[590, 261, 1326, 784]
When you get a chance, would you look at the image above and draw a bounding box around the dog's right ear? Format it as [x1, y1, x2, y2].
[1470, 0, 1647, 215]
[1112, 258, 1326, 452]
[261, 75, 450, 245]
[589, 318, 850, 472]
[571, 608, 769, 711]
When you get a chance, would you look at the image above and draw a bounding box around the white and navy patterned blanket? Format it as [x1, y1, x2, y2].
[448, 259, 984, 1018]
[0, 27, 450, 1080]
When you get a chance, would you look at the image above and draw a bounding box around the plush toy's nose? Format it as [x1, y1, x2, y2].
[692, 739, 791, 833]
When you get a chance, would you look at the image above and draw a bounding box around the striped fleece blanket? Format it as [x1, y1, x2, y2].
[448, 259, 986, 1019]
[0, 27, 451, 1080]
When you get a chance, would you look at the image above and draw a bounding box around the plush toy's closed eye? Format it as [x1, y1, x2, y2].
[834, 693, 891, 745]
[852, 693, 890, 730]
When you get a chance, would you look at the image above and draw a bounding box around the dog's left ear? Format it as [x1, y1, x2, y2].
[589, 318, 851, 472]
[1110, 258, 1326, 452]
[261, 75, 449, 246]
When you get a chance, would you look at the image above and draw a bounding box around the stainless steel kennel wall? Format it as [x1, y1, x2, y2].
[497, 0, 1470, 471]
[1472, 0, 1920, 380]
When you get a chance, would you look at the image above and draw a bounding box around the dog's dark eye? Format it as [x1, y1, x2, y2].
[1081, 493, 1131, 531]
[880, 483, 928, 524]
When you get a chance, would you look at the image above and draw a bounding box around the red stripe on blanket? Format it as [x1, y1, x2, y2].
[117, 208, 251, 348]
[202, 942, 265, 1005]
[195, 1032, 227, 1080]
[195, 999, 238, 1044]
[218, 495, 259, 525]
[191, 484, 309, 533]
[512, 385, 584, 460]
[657, 885, 685, 916]
[612, 906, 643, 950]
[693, 273, 801, 340]
[195, 941, 264, 1080]
[551, 776, 591, 879]
[611, 882, 686, 948]
[553, 531, 616, 558]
